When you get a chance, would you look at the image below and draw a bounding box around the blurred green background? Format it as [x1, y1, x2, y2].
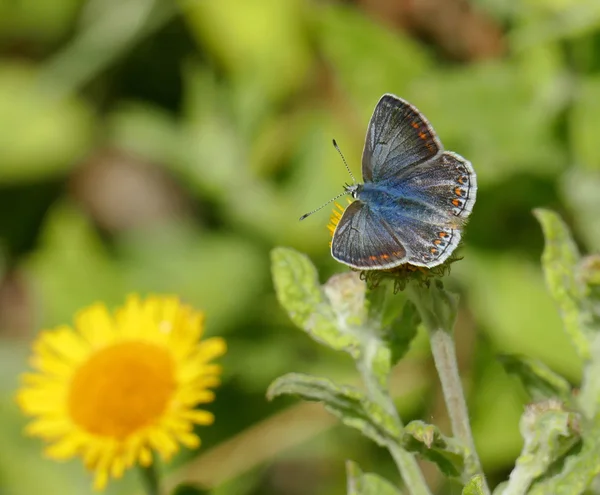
[1, 0, 600, 494]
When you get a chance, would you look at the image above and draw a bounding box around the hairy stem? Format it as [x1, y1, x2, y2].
[357, 361, 432, 495]
[429, 329, 479, 457]
[407, 283, 490, 495]
[386, 439, 433, 495]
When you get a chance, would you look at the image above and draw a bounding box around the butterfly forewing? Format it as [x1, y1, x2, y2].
[362, 94, 442, 183]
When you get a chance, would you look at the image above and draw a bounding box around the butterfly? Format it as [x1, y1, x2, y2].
[301, 94, 477, 270]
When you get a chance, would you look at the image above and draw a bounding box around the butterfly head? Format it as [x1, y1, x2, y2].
[343, 182, 361, 199]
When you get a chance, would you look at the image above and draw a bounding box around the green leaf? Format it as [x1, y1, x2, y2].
[506, 400, 581, 495]
[498, 354, 573, 403]
[579, 338, 600, 420]
[412, 63, 563, 185]
[271, 248, 362, 355]
[406, 281, 459, 336]
[272, 249, 398, 392]
[562, 169, 600, 251]
[463, 475, 485, 495]
[0, 64, 93, 184]
[528, 418, 600, 495]
[534, 209, 590, 359]
[580, 255, 600, 331]
[346, 460, 402, 495]
[569, 76, 600, 171]
[0, 0, 82, 42]
[316, 5, 431, 113]
[401, 420, 466, 480]
[371, 286, 420, 366]
[182, 0, 311, 102]
[267, 373, 400, 446]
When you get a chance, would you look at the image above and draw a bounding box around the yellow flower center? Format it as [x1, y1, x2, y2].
[68, 342, 175, 439]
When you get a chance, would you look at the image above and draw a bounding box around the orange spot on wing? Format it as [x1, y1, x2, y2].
[411, 122, 419, 129]
[452, 199, 461, 207]
[455, 187, 463, 196]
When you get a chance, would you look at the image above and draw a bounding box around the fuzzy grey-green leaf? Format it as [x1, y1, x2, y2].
[271, 248, 361, 353]
[463, 475, 485, 495]
[325, 272, 394, 389]
[504, 400, 580, 495]
[346, 460, 403, 495]
[499, 354, 572, 403]
[402, 420, 466, 480]
[578, 337, 600, 419]
[534, 209, 590, 359]
[267, 372, 400, 445]
[528, 419, 600, 495]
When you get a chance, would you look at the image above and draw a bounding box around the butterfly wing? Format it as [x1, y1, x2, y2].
[333, 152, 476, 270]
[362, 94, 442, 183]
[331, 201, 409, 270]
[378, 151, 477, 267]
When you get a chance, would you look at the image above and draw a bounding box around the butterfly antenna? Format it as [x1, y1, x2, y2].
[332, 139, 356, 184]
[299, 190, 349, 221]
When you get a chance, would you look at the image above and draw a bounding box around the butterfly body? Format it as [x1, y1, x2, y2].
[331, 94, 477, 270]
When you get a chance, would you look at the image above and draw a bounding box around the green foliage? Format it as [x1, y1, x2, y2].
[267, 373, 399, 446]
[402, 420, 466, 480]
[270, 209, 600, 495]
[406, 281, 459, 335]
[503, 401, 580, 495]
[534, 209, 591, 359]
[498, 355, 573, 403]
[5, 1, 600, 494]
[0, 64, 93, 184]
[271, 247, 365, 356]
[463, 475, 485, 495]
[491, 210, 600, 495]
[270, 248, 432, 493]
[381, 299, 420, 366]
[345, 461, 402, 495]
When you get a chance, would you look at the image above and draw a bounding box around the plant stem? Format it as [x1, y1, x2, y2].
[139, 462, 161, 495]
[358, 362, 433, 495]
[386, 439, 433, 495]
[407, 283, 491, 495]
[429, 328, 480, 459]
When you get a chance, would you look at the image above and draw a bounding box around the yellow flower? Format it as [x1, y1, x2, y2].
[16, 295, 226, 490]
[327, 201, 347, 239]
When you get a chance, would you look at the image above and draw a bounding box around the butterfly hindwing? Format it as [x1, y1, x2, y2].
[362, 94, 442, 183]
[374, 151, 477, 267]
[333, 152, 476, 269]
[382, 151, 477, 220]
